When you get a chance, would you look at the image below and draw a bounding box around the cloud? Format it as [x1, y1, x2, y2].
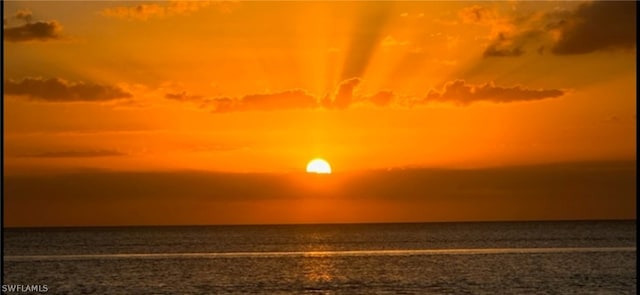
[459, 5, 500, 25]
[482, 33, 524, 57]
[462, 2, 636, 58]
[20, 150, 126, 158]
[4, 161, 635, 226]
[4, 10, 63, 43]
[5, 171, 299, 203]
[5, 77, 132, 102]
[207, 90, 318, 113]
[4, 21, 62, 42]
[102, 0, 235, 20]
[169, 78, 564, 113]
[459, 5, 532, 57]
[14, 9, 33, 23]
[424, 80, 564, 105]
[326, 78, 361, 109]
[321, 78, 395, 109]
[195, 78, 385, 112]
[551, 1, 636, 55]
[6, 161, 635, 202]
[363, 90, 394, 107]
[165, 91, 204, 101]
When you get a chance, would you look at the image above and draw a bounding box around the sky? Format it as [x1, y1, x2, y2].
[3, 1, 636, 227]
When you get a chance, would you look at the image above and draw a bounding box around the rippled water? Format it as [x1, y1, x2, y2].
[3, 221, 636, 294]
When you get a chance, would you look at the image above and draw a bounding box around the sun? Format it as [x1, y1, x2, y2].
[306, 158, 332, 174]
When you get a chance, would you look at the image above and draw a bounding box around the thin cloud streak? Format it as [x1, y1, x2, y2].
[18, 150, 127, 158]
[5, 77, 132, 102]
[102, 1, 237, 20]
[423, 80, 565, 105]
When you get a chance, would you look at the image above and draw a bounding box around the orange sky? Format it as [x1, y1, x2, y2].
[3, 1, 636, 226]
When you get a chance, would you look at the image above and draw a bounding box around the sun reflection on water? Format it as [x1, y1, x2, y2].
[302, 257, 336, 283]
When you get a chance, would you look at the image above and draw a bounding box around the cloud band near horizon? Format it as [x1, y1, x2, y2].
[170, 78, 565, 113]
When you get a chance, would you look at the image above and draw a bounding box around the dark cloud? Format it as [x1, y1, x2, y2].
[424, 80, 564, 105]
[343, 161, 636, 203]
[20, 150, 126, 158]
[4, 21, 63, 42]
[551, 1, 637, 55]
[4, 171, 298, 203]
[208, 90, 318, 113]
[4, 77, 132, 102]
[6, 161, 635, 202]
[4, 161, 635, 226]
[4, 10, 63, 42]
[472, 1, 636, 58]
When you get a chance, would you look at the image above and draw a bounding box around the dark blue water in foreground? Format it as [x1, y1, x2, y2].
[3, 221, 636, 294]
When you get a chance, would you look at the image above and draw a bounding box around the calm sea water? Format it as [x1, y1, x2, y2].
[3, 221, 636, 294]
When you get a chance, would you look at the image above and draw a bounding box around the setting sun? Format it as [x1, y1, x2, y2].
[306, 159, 332, 174]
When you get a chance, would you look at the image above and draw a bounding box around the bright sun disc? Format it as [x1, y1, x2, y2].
[306, 159, 332, 174]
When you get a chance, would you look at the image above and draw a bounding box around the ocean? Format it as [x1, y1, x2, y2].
[2, 221, 636, 294]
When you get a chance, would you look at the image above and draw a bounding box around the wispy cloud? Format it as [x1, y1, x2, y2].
[19, 150, 127, 158]
[423, 80, 564, 105]
[5, 77, 132, 102]
[482, 32, 529, 57]
[102, 0, 236, 20]
[165, 91, 204, 102]
[14, 9, 33, 23]
[208, 90, 318, 113]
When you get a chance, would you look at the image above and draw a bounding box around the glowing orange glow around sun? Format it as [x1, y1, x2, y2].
[306, 159, 332, 174]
